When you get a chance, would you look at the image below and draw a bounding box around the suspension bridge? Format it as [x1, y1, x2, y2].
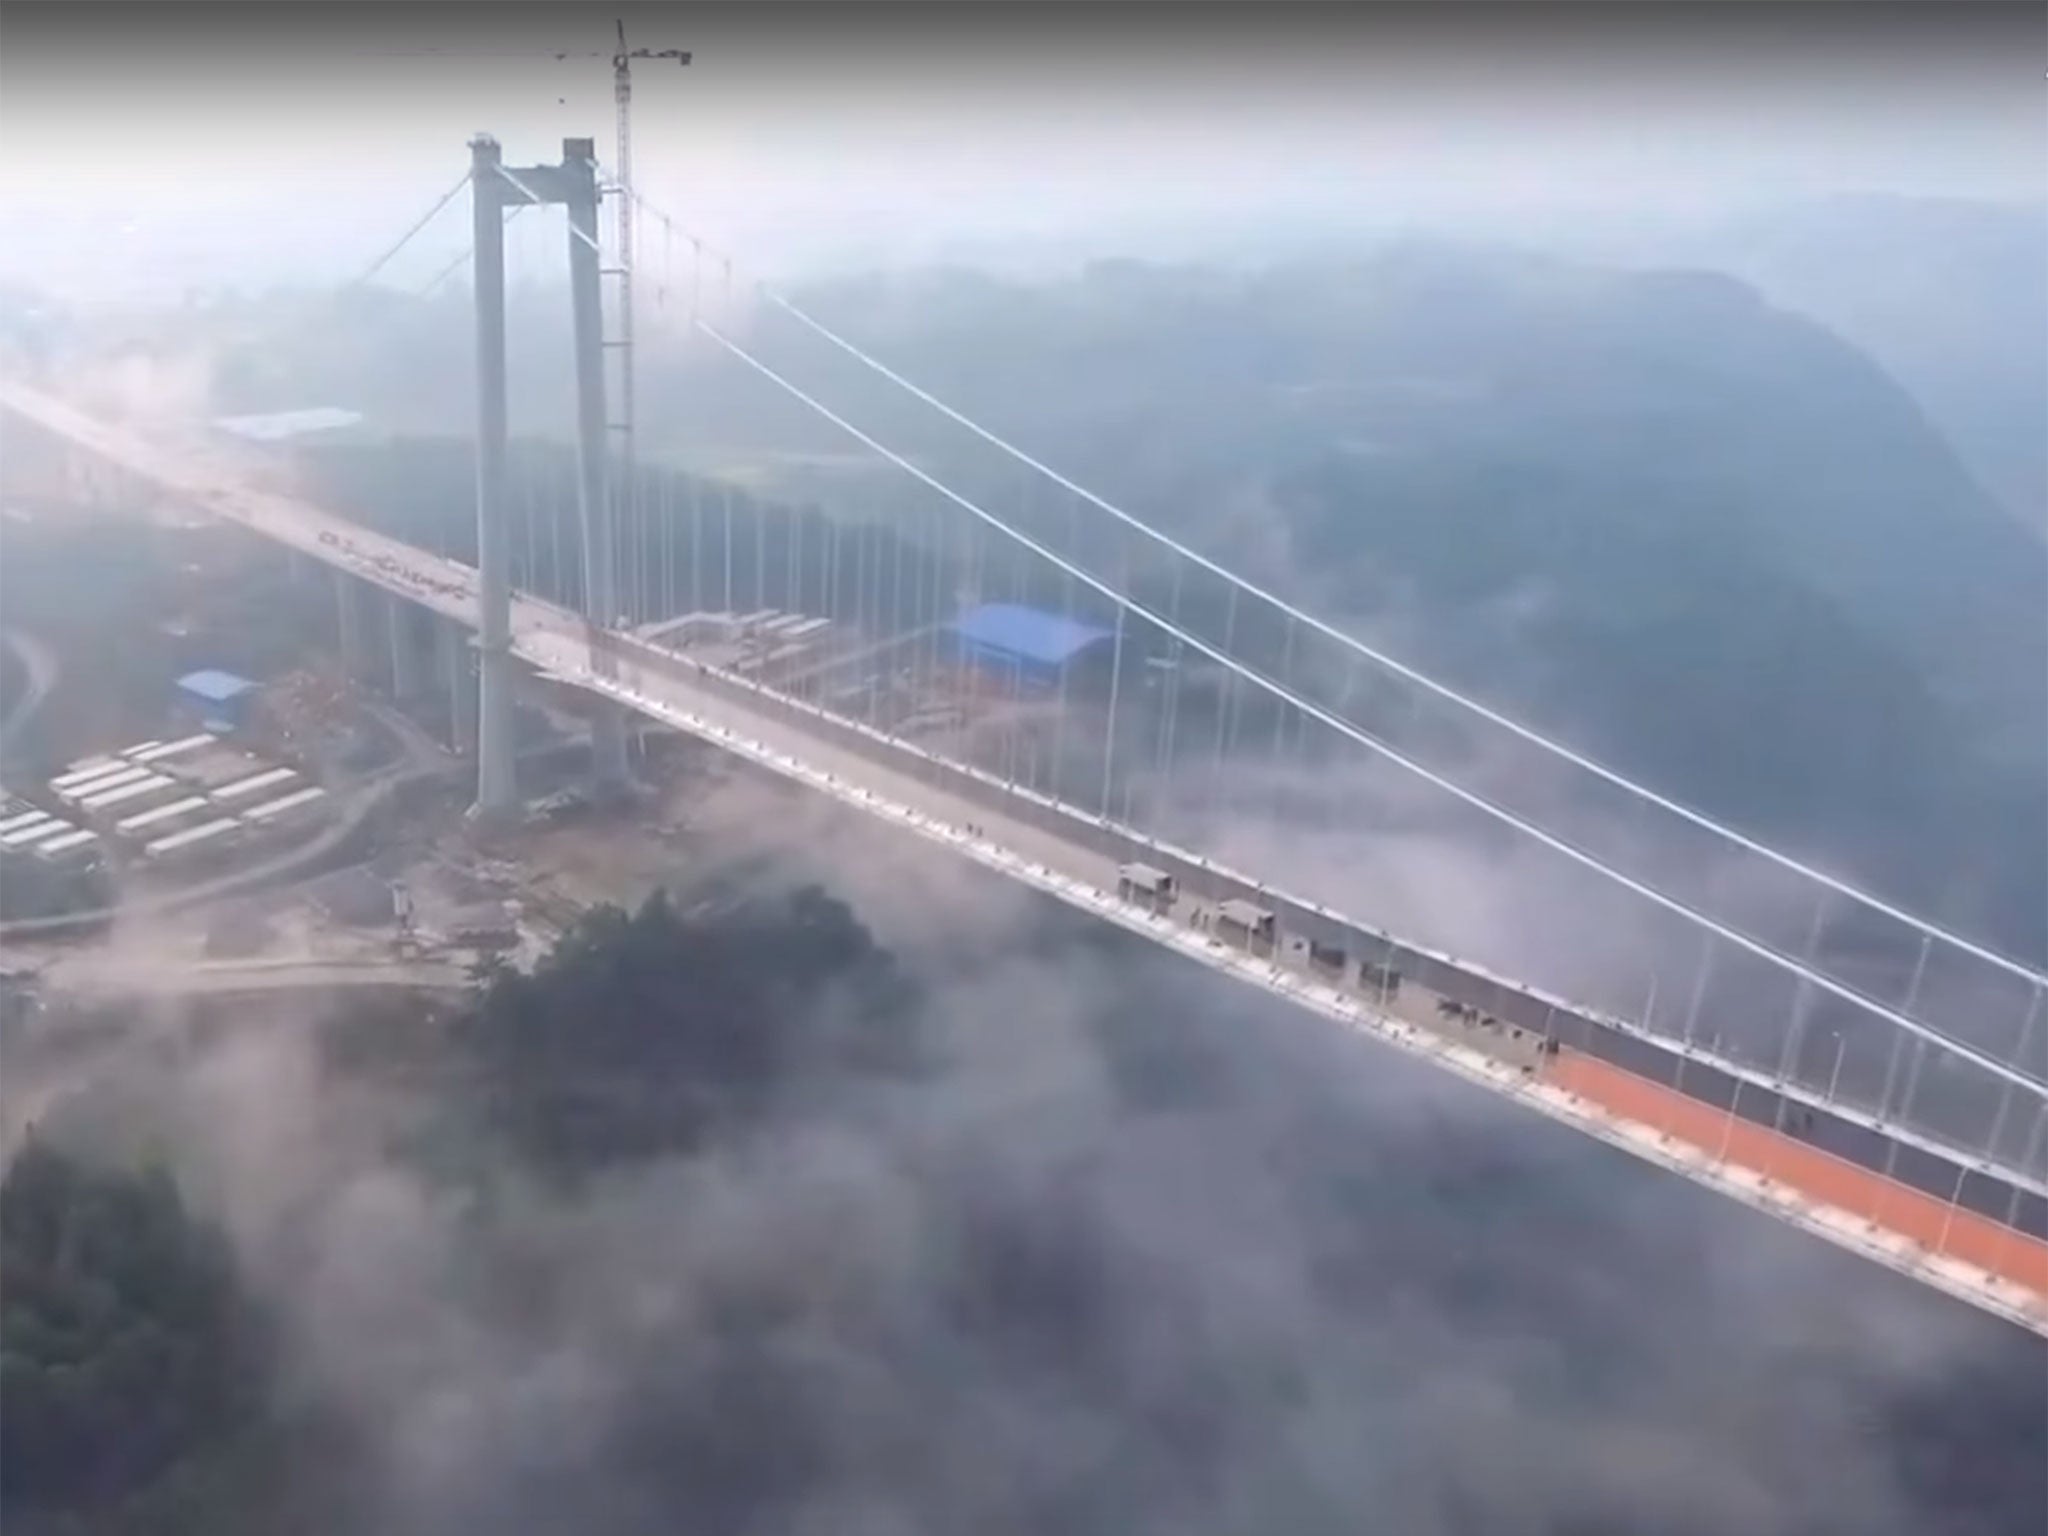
[3, 131, 2044, 1335]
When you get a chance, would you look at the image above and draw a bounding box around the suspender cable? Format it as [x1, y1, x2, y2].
[621, 192, 2043, 992]
[690, 312, 2048, 1108]
[345, 172, 472, 291]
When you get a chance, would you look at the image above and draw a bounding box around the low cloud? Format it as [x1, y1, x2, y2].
[8, 780, 2035, 1536]
[65, 341, 218, 429]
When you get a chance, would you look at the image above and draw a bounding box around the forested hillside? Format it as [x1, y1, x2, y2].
[0, 1145, 287, 1535]
[36, 235, 2045, 951]
[662, 249, 2046, 954]
[1677, 196, 2046, 536]
[6, 879, 2044, 1534]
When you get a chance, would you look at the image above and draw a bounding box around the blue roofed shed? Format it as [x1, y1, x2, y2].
[175, 669, 260, 731]
[948, 603, 1115, 688]
[211, 408, 366, 444]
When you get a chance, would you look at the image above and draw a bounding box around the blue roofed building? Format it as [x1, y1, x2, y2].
[210, 408, 367, 445]
[947, 603, 1117, 691]
[174, 669, 260, 733]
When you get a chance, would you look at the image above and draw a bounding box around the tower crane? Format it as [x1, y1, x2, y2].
[601, 20, 691, 494]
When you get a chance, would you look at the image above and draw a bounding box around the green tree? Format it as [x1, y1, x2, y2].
[454, 887, 922, 1175]
[0, 1142, 266, 1532]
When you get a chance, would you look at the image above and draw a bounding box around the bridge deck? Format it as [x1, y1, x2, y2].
[1549, 1050, 2048, 1298]
[573, 632, 2048, 1331]
[6, 379, 2044, 1335]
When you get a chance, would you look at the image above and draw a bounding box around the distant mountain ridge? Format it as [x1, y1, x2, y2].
[1544, 194, 2047, 539]
[767, 245, 2045, 953]
[23, 234, 2036, 952]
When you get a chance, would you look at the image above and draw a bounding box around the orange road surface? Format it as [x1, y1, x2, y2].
[1544, 1050, 2048, 1300]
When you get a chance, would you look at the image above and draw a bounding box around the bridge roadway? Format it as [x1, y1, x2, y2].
[6, 380, 2044, 1334]
[40, 954, 472, 1000]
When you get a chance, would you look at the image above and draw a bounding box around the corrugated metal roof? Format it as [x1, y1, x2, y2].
[145, 817, 241, 856]
[1217, 898, 1275, 929]
[951, 604, 1114, 667]
[213, 766, 297, 801]
[128, 732, 217, 764]
[211, 407, 364, 443]
[2, 818, 76, 848]
[177, 669, 259, 703]
[49, 758, 124, 790]
[56, 764, 155, 801]
[242, 785, 326, 822]
[115, 794, 211, 833]
[35, 829, 100, 857]
[78, 774, 175, 812]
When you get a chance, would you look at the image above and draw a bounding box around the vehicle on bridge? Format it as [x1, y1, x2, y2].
[1215, 897, 1277, 953]
[1116, 860, 1176, 912]
[11, 350, 2046, 1337]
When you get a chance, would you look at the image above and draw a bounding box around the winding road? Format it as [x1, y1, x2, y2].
[0, 627, 55, 760]
[40, 953, 472, 1000]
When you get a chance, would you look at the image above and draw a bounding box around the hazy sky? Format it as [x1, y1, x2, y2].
[1, 3, 2042, 296]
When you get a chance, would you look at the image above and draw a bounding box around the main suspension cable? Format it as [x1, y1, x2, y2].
[616, 180, 2048, 994]
[691, 311, 2048, 1107]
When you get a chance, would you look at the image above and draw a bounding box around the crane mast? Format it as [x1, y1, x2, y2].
[606, 20, 688, 619]
[614, 39, 634, 483]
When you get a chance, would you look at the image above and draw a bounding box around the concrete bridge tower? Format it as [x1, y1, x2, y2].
[468, 133, 633, 821]
[468, 133, 518, 819]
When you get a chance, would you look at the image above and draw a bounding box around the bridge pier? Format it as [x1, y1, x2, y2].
[564, 135, 631, 797]
[67, 448, 117, 513]
[334, 567, 373, 681]
[387, 592, 425, 701]
[441, 617, 477, 756]
[469, 133, 519, 819]
[11, 364, 2048, 1332]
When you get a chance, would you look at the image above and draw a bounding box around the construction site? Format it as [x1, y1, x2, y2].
[0, 381, 1099, 1012]
[0, 104, 1151, 1023]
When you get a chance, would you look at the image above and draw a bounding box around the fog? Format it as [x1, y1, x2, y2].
[4, 5, 2045, 1530]
[10, 780, 2037, 1535]
[0, 3, 2040, 299]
